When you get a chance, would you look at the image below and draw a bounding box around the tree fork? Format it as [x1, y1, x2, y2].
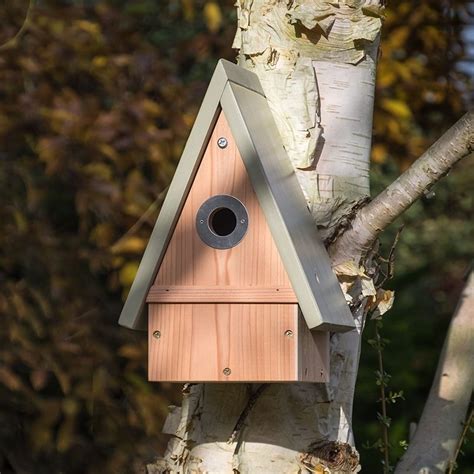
[330, 111, 474, 265]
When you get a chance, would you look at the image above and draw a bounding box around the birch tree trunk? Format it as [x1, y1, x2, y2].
[147, 2, 474, 472]
[150, 2, 385, 473]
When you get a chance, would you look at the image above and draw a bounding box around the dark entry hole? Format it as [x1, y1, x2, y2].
[209, 207, 237, 236]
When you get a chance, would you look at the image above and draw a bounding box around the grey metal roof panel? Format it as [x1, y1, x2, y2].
[118, 59, 355, 332]
[118, 63, 225, 329]
[221, 82, 354, 331]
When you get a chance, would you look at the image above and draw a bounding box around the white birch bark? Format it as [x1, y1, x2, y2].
[150, 2, 385, 473]
[394, 271, 474, 474]
[234, 0, 383, 235]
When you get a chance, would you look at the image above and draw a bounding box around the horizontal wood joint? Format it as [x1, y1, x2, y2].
[146, 286, 298, 303]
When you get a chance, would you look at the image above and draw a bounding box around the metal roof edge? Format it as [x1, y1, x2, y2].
[118, 60, 250, 329]
[221, 81, 355, 333]
[118, 59, 354, 333]
[217, 59, 265, 96]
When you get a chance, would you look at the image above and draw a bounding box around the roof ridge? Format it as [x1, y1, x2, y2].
[118, 60, 354, 332]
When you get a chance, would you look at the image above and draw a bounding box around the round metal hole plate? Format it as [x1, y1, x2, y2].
[196, 195, 249, 250]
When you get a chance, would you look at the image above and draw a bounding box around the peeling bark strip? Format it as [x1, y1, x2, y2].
[395, 271, 474, 473]
[234, 0, 383, 234]
[331, 111, 474, 265]
[151, 2, 385, 473]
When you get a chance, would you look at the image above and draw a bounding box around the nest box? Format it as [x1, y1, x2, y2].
[119, 60, 354, 383]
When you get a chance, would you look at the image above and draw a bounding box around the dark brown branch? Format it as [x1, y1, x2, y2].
[228, 384, 269, 447]
[330, 111, 473, 265]
[394, 270, 474, 473]
[376, 225, 404, 289]
[375, 322, 390, 473]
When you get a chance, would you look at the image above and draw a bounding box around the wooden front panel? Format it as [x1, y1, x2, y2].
[152, 111, 295, 296]
[148, 303, 329, 383]
[149, 303, 298, 382]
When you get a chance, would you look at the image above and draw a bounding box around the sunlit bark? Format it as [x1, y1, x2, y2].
[154, 2, 384, 473]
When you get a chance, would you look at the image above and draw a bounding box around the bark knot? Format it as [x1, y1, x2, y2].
[324, 196, 371, 247]
[299, 441, 360, 473]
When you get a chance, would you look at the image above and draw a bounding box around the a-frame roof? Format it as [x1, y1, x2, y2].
[118, 59, 355, 333]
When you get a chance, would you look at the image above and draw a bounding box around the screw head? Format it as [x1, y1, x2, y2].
[152, 330, 161, 339]
[284, 330, 294, 337]
[217, 137, 228, 149]
[223, 367, 231, 376]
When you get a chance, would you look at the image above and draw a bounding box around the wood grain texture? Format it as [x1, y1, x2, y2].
[152, 111, 295, 295]
[298, 309, 329, 382]
[147, 286, 298, 303]
[148, 303, 328, 382]
[147, 111, 329, 382]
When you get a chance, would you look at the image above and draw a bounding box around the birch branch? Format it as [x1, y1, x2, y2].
[394, 270, 474, 473]
[330, 111, 473, 264]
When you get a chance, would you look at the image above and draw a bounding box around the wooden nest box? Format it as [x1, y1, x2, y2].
[118, 60, 354, 383]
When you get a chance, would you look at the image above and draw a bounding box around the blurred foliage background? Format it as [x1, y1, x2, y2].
[0, 0, 472, 472]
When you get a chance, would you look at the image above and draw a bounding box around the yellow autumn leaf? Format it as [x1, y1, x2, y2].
[387, 26, 409, 49]
[111, 236, 147, 254]
[386, 118, 403, 142]
[119, 261, 139, 287]
[92, 55, 108, 68]
[141, 98, 163, 116]
[381, 99, 412, 120]
[370, 289, 395, 319]
[56, 417, 75, 453]
[91, 222, 115, 247]
[377, 289, 395, 315]
[83, 162, 113, 181]
[0, 367, 23, 391]
[98, 143, 119, 161]
[377, 64, 396, 88]
[394, 61, 412, 82]
[372, 144, 387, 163]
[204, 1, 222, 33]
[118, 344, 144, 360]
[13, 209, 28, 233]
[181, 0, 195, 22]
[74, 20, 101, 37]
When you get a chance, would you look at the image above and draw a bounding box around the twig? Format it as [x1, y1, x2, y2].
[447, 406, 473, 474]
[0, 0, 34, 51]
[375, 323, 390, 473]
[111, 186, 169, 251]
[228, 384, 269, 450]
[377, 225, 404, 289]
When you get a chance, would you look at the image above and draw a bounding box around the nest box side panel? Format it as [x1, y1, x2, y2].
[150, 111, 295, 295]
[297, 311, 329, 382]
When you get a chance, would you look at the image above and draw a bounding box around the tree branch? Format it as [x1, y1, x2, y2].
[394, 269, 474, 473]
[330, 111, 473, 264]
